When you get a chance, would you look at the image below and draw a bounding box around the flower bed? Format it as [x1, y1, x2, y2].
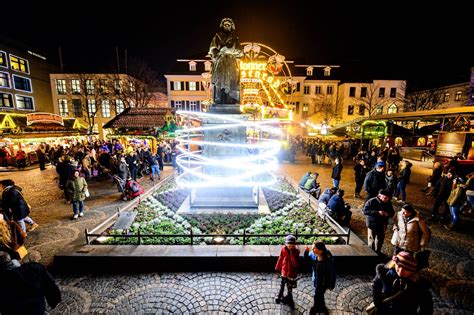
[104, 177, 341, 245]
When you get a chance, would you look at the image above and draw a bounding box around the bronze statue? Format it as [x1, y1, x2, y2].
[209, 18, 243, 105]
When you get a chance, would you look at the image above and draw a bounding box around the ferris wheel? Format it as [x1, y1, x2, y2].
[239, 42, 296, 112]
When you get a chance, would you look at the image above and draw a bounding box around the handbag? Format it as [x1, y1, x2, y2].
[16, 245, 28, 260]
[85, 189, 90, 198]
[415, 249, 431, 270]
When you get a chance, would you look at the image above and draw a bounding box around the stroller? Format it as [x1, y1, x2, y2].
[113, 175, 144, 200]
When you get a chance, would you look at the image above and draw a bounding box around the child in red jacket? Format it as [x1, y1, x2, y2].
[275, 234, 300, 308]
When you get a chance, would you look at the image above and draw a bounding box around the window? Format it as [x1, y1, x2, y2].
[326, 85, 333, 95]
[443, 93, 450, 102]
[349, 87, 356, 97]
[360, 87, 367, 97]
[324, 66, 331, 76]
[358, 105, 365, 115]
[15, 95, 34, 110]
[189, 61, 197, 71]
[417, 137, 426, 146]
[86, 80, 94, 94]
[302, 103, 309, 117]
[115, 99, 124, 114]
[455, 91, 462, 101]
[306, 67, 313, 76]
[101, 100, 111, 118]
[173, 81, 181, 91]
[72, 99, 82, 117]
[379, 87, 385, 98]
[71, 79, 81, 94]
[93, 124, 99, 134]
[304, 85, 310, 94]
[204, 61, 212, 72]
[174, 100, 182, 110]
[348, 105, 354, 115]
[0, 93, 13, 108]
[12, 75, 32, 93]
[129, 82, 135, 93]
[390, 88, 397, 98]
[388, 103, 398, 114]
[189, 81, 197, 91]
[56, 79, 66, 94]
[0, 72, 10, 88]
[0, 51, 7, 68]
[9, 55, 29, 73]
[58, 99, 68, 116]
[87, 99, 96, 116]
[315, 86, 321, 94]
[375, 105, 383, 115]
[114, 80, 123, 94]
[99, 79, 109, 94]
[189, 100, 197, 111]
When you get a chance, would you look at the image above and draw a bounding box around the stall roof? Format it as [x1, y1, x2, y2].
[103, 107, 171, 129]
[370, 106, 474, 121]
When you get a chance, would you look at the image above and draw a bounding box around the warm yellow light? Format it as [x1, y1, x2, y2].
[289, 110, 293, 121]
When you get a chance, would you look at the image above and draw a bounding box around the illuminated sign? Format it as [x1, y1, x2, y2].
[26, 113, 64, 126]
[240, 61, 281, 89]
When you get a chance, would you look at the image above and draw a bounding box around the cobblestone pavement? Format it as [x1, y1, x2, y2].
[1, 155, 473, 314]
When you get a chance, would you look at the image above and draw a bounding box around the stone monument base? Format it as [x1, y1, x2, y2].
[190, 187, 257, 208]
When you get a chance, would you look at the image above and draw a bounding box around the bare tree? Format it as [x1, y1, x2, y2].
[353, 83, 391, 117]
[399, 82, 446, 112]
[310, 94, 336, 123]
[109, 59, 160, 108]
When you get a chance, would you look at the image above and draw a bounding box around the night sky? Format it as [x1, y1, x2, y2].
[2, 0, 472, 91]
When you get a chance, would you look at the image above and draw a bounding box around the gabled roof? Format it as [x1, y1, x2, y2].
[167, 54, 211, 75]
[103, 107, 171, 129]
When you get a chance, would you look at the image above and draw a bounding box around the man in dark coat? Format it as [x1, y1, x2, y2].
[363, 189, 395, 254]
[430, 170, 454, 222]
[331, 158, 343, 188]
[327, 189, 352, 225]
[364, 162, 387, 201]
[0, 251, 61, 314]
[1, 179, 38, 232]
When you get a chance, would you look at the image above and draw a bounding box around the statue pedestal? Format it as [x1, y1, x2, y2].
[190, 105, 258, 209]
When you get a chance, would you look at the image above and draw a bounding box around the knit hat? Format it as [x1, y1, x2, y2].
[402, 203, 416, 213]
[393, 251, 417, 272]
[285, 235, 296, 244]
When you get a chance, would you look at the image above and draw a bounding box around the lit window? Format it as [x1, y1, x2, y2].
[302, 103, 309, 117]
[417, 137, 426, 146]
[326, 85, 333, 95]
[189, 100, 197, 111]
[58, 99, 68, 116]
[189, 82, 197, 91]
[86, 80, 94, 94]
[0, 93, 13, 108]
[358, 105, 365, 115]
[15, 95, 34, 110]
[348, 105, 354, 115]
[173, 81, 181, 90]
[56, 79, 67, 94]
[455, 91, 462, 101]
[101, 99, 111, 118]
[72, 99, 82, 117]
[375, 105, 383, 115]
[388, 104, 398, 114]
[114, 80, 123, 94]
[379, 88, 385, 98]
[115, 99, 124, 114]
[87, 99, 96, 116]
[9, 55, 29, 73]
[304, 86, 310, 94]
[0, 72, 10, 88]
[444, 93, 450, 102]
[315, 86, 321, 94]
[360, 87, 367, 97]
[390, 88, 397, 98]
[306, 66, 313, 76]
[71, 79, 81, 94]
[204, 61, 212, 72]
[349, 87, 356, 97]
[175, 100, 182, 110]
[13, 75, 32, 92]
[324, 66, 331, 76]
[99, 79, 109, 94]
[395, 137, 403, 146]
[93, 124, 99, 134]
[189, 61, 197, 71]
[0, 51, 7, 68]
[129, 82, 135, 93]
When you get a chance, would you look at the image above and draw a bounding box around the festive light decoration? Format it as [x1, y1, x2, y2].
[175, 110, 282, 188]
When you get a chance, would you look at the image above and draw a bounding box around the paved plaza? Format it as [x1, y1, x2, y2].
[1, 155, 473, 314]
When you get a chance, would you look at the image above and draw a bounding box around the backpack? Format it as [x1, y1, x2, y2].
[129, 181, 140, 193]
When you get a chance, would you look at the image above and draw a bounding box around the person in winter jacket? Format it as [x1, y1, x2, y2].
[319, 187, 337, 205]
[327, 189, 352, 225]
[364, 162, 387, 201]
[1, 179, 38, 233]
[275, 234, 300, 309]
[66, 170, 88, 220]
[331, 158, 343, 188]
[421, 162, 442, 195]
[394, 160, 412, 204]
[445, 177, 466, 230]
[304, 241, 336, 315]
[0, 217, 26, 261]
[354, 159, 369, 198]
[391, 203, 430, 254]
[371, 251, 432, 315]
[385, 169, 398, 197]
[363, 189, 395, 254]
[298, 171, 312, 188]
[0, 251, 62, 314]
[430, 170, 454, 222]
